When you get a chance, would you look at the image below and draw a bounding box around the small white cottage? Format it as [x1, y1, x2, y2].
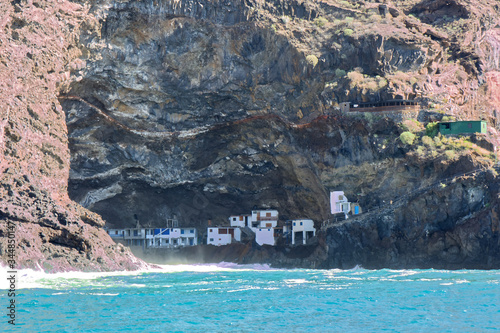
[255, 227, 279, 246]
[291, 219, 316, 245]
[330, 191, 351, 215]
[207, 227, 242, 246]
[250, 209, 279, 230]
[229, 215, 251, 228]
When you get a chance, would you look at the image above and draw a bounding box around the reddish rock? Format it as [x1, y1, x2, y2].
[0, 0, 144, 272]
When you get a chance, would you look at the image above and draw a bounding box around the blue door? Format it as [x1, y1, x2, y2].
[354, 206, 359, 214]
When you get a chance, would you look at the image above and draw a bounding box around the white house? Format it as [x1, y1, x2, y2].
[229, 214, 251, 228]
[330, 191, 362, 218]
[106, 224, 198, 249]
[291, 219, 316, 245]
[250, 209, 279, 230]
[330, 191, 351, 215]
[207, 227, 242, 246]
[146, 228, 198, 248]
[255, 227, 280, 246]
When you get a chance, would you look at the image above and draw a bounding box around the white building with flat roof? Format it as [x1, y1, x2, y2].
[106, 226, 197, 249]
[330, 191, 362, 218]
[255, 227, 280, 246]
[250, 209, 278, 230]
[330, 191, 350, 215]
[229, 215, 251, 228]
[291, 219, 316, 245]
[146, 228, 198, 248]
[207, 227, 242, 246]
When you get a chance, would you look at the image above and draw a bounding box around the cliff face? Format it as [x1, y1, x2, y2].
[0, 0, 144, 271]
[2, 0, 500, 270]
[65, 0, 499, 217]
[322, 168, 500, 270]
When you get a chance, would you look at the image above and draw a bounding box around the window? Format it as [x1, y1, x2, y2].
[209, 229, 213, 232]
[133, 230, 138, 236]
[266, 213, 271, 217]
[181, 229, 185, 234]
[293, 222, 296, 226]
[239, 216, 243, 221]
[210, 238, 214, 242]
[339, 195, 343, 200]
[268, 229, 271, 231]
[233, 217, 237, 221]
[190, 229, 194, 233]
[115, 231, 118, 235]
[300, 222, 303, 226]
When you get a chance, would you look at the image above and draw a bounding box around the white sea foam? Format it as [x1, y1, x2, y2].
[0, 264, 160, 290]
[0, 262, 276, 290]
[284, 279, 309, 285]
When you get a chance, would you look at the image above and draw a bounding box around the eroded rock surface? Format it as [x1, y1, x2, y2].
[0, 0, 145, 272]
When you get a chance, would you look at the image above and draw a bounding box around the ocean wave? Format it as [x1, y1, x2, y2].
[0, 262, 277, 290]
[0, 265, 155, 290]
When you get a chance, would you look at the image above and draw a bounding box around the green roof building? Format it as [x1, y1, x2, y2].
[438, 120, 487, 135]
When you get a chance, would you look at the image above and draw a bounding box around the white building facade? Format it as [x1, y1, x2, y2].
[330, 191, 351, 215]
[146, 228, 198, 248]
[106, 226, 198, 249]
[229, 215, 251, 228]
[291, 219, 316, 245]
[255, 227, 277, 246]
[250, 209, 279, 230]
[330, 191, 361, 218]
[207, 227, 242, 246]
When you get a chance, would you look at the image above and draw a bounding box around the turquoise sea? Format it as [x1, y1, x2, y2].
[1, 264, 499, 332]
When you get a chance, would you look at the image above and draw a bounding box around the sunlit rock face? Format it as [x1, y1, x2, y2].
[0, 0, 145, 272]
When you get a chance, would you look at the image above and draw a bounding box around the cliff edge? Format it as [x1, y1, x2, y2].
[0, 0, 144, 272]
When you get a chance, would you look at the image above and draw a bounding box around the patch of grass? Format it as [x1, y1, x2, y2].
[400, 131, 416, 145]
[343, 28, 354, 37]
[426, 122, 439, 138]
[314, 17, 328, 27]
[306, 54, 318, 67]
[422, 136, 434, 147]
[401, 119, 424, 133]
[444, 150, 456, 160]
